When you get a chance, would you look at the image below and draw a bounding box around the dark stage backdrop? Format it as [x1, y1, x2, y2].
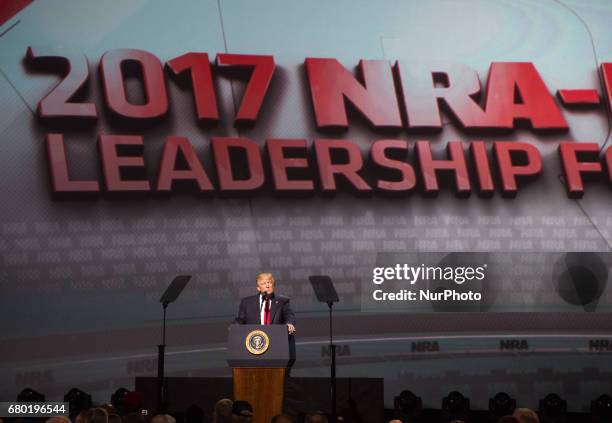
[1, 0, 612, 412]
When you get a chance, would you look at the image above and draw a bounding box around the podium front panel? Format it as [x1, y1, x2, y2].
[227, 324, 290, 368]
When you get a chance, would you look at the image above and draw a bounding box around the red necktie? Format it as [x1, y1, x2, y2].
[264, 299, 271, 325]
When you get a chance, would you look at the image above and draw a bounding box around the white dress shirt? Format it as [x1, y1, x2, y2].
[259, 294, 270, 325]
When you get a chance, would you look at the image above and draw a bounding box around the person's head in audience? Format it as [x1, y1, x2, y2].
[388, 420, 403, 423]
[108, 414, 122, 423]
[271, 414, 293, 423]
[75, 410, 91, 423]
[88, 408, 109, 423]
[304, 411, 328, 423]
[186, 405, 205, 423]
[152, 415, 176, 423]
[513, 408, 540, 423]
[499, 417, 520, 423]
[122, 413, 146, 423]
[213, 398, 233, 423]
[99, 404, 118, 416]
[46, 418, 71, 423]
[231, 400, 253, 423]
[339, 399, 363, 423]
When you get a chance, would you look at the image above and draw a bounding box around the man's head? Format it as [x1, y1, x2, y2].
[74, 409, 92, 423]
[185, 404, 204, 423]
[231, 400, 253, 423]
[513, 408, 540, 423]
[88, 408, 109, 423]
[271, 414, 293, 423]
[108, 414, 122, 423]
[123, 413, 147, 423]
[213, 398, 233, 423]
[304, 412, 328, 423]
[256, 272, 275, 295]
[152, 414, 177, 423]
[99, 404, 117, 415]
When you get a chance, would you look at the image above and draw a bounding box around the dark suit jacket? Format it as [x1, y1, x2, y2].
[234, 293, 296, 326]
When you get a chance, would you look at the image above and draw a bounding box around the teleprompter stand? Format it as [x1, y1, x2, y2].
[157, 275, 190, 414]
[309, 275, 340, 423]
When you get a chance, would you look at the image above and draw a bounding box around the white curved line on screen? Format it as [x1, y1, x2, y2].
[9, 332, 610, 370]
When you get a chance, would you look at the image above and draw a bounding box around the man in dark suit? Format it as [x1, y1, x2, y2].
[234, 272, 296, 335]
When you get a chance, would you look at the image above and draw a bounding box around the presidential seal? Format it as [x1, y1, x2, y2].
[245, 330, 270, 355]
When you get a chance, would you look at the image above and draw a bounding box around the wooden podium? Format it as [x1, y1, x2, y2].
[227, 325, 292, 423]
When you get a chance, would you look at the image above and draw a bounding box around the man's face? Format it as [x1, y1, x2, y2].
[256, 275, 275, 294]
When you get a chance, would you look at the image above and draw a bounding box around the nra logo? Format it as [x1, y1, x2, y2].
[411, 341, 440, 352]
[500, 339, 529, 351]
[321, 345, 351, 357]
[589, 339, 612, 351]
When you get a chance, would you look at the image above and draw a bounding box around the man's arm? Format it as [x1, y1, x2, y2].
[234, 298, 247, 324]
[281, 298, 296, 326]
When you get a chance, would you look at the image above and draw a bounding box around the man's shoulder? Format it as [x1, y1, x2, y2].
[241, 294, 259, 302]
[274, 294, 291, 303]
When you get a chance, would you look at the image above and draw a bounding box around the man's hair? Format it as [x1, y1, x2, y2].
[185, 404, 204, 423]
[152, 414, 176, 423]
[88, 408, 109, 423]
[75, 410, 90, 423]
[213, 398, 233, 423]
[46, 418, 71, 423]
[123, 413, 146, 423]
[99, 404, 118, 415]
[108, 414, 122, 423]
[256, 272, 274, 282]
[304, 411, 328, 423]
[513, 408, 540, 423]
[271, 414, 293, 423]
[232, 400, 253, 417]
